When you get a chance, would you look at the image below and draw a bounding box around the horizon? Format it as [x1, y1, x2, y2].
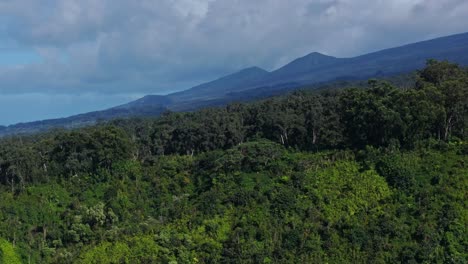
[1, 0, 468, 125]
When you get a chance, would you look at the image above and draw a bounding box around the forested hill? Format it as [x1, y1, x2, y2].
[0, 60, 467, 263]
[2, 32, 468, 137]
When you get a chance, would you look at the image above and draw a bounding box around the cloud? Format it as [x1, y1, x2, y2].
[0, 0, 467, 123]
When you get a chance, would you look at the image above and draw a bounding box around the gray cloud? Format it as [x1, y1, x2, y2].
[0, 0, 467, 124]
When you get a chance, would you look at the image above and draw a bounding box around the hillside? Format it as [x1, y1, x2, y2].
[254, 32, 468, 86]
[0, 60, 466, 263]
[168, 66, 270, 102]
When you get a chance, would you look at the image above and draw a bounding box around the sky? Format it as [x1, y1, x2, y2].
[1, 0, 468, 125]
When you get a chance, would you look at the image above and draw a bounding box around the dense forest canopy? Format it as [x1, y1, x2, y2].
[0, 60, 467, 263]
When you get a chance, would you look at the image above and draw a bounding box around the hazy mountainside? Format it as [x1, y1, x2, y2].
[168, 66, 269, 102]
[252, 31, 468, 86]
[250, 52, 343, 85]
[1, 32, 468, 136]
[0, 104, 167, 136]
[113, 95, 172, 110]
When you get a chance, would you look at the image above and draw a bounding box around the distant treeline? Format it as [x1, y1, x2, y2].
[0, 60, 466, 263]
[112, 59, 467, 157]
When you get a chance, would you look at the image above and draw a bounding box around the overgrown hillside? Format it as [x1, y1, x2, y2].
[0, 60, 467, 263]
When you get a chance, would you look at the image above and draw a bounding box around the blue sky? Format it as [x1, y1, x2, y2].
[0, 50, 42, 66]
[1, 0, 468, 125]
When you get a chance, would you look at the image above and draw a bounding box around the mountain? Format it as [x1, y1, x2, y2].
[168, 66, 269, 102]
[159, 32, 468, 106]
[113, 95, 172, 110]
[1, 32, 468, 136]
[0, 104, 168, 136]
[251, 32, 468, 87]
[259, 52, 341, 83]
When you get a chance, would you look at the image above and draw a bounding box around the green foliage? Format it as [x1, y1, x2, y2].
[77, 235, 176, 264]
[306, 161, 391, 224]
[0, 60, 466, 263]
[0, 239, 22, 264]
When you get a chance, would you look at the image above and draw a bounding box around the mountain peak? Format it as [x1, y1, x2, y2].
[306, 51, 333, 57]
[271, 51, 339, 77]
[301, 52, 337, 62]
[285, 51, 338, 68]
[237, 66, 269, 74]
[168, 66, 269, 101]
[114, 95, 172, 110]
[224, 66, 269, 79]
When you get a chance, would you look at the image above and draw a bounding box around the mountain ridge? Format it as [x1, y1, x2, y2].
[168, 66, 269, 101]
[1, 32, 468, 136]
[251, 32, 468, 86]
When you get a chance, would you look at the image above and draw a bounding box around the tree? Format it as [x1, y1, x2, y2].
[417, 60, 468, 140]
[0, 238, 22, 264]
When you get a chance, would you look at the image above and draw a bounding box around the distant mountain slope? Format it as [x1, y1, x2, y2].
[144, 31, 468, 109]
[251, 32, 468, 86]
[0, 104, 167, 136]
[168, 66, 269, 101]
[1, 32, 468, 137]
[113, 95, 172, 110]
[257, 52, 342, 84]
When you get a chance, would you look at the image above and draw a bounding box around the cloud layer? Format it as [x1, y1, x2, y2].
[0, 0, 468, 124]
